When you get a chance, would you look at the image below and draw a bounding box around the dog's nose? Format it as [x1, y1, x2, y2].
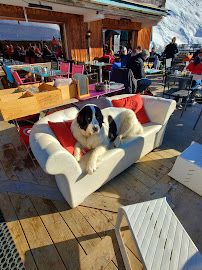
[93, 126, 98, 132]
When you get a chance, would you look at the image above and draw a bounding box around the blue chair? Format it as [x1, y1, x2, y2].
[110, 62, 121, 79]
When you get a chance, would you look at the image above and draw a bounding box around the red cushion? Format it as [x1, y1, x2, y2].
[111, 94, 150, 124]
[48, 121, 76, 155]
[186, 61, 202, 74]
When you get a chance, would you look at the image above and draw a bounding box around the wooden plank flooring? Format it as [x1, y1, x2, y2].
[0, 75, 201, 269]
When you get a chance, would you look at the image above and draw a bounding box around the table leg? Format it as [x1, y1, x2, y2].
[41, 76, 44, 83]
[99, 66, 102, 82]
[33, 73, 36, 82]
[193, 109, 202, 130]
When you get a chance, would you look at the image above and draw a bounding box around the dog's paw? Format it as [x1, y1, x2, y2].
[74, 153, 81, 162]
[86, 161, 97, 175]
[113, 137, 121, 148]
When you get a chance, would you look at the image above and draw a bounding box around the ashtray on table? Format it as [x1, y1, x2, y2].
[95, 83, 109, 92]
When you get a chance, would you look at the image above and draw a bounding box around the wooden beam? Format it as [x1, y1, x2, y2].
[102, 18, 141, 31]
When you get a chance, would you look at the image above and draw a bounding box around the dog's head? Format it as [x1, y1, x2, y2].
[77, 105, 103, 136]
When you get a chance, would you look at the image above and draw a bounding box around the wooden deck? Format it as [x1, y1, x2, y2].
[0, 75, 201, 269]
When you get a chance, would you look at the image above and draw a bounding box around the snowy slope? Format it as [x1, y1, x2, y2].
[152, 0, 202, 51]
[0, 20, 60, 41]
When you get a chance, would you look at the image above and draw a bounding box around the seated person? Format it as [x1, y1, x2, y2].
[26, 46, 36, 63]
[126, 50, 152, 94]
[103, 49, 115, 62]
[127, 47, 132, 54]
[43, 44, 52, 57]
[120, 46, 129, 68]
[186, 52, 202, 74]
[103, 49, 115, 70]
[148, 47, 159, 68]
[192, 47, 202, 61]
[12, 46, 22, 61]
[57, 45, 63, 58]
[136, 45, 142, 54]
[35, 46, 41, 54]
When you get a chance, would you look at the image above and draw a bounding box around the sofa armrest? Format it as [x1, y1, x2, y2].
[141, 96, 176, 125]
[29, 124, 81, 178]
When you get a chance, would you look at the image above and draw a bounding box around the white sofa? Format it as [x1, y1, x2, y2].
[30, 94, 176, 208]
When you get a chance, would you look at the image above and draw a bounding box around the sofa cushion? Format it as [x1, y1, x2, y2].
[111, 93, 150, 124]
[48, 121, 76, 155]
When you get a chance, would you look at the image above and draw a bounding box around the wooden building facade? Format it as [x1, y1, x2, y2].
[0, 1, 167, 61]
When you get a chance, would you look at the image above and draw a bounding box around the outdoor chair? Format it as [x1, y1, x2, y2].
[110, 62, 121, 79]
[51, 60, 59, 70]
[102, 56, 111, 81]
[31, 57, 35, 64]
[110, 67, 138, 94]
[25, 56, 29, 63]
[77, 61, 98, 83]
[54, 62, 70, 80]
[11, 70, 40, 86]
[71, 64, 84, 78]
[163, 74, 194, 115]
[115, 197, 202, 270]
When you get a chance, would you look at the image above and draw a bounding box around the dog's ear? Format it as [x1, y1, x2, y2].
[95, 107, 103, 128]
[77, 106, 92, 130]
[77, 109, 86, 130]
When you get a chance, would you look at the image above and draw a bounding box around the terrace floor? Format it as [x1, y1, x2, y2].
[0, 75, 201, 269]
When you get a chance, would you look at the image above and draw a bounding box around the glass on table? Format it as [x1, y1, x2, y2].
[148, 62, 153, 69]
[143, 62, 148, 68]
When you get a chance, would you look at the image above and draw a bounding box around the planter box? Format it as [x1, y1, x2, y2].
[0, 83, 63, 120]
[0, 82, 77, 120]
[32, 83, 63, 110]
[0, 92, 39, 121]
[45, 81, 77, 100]
[15, 83, 63, 110]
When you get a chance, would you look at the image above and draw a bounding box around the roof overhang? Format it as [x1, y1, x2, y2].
[0, 0, 168, 27]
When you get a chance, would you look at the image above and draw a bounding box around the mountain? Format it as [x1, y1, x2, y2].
[0, 20, 60, 41]
[151, 0, 202, 51]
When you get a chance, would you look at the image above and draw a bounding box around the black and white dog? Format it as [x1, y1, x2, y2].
[71, 105, 143, 175]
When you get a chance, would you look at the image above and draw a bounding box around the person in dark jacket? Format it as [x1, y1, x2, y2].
[164, 37, 178, 62]
[126, 49, 152, 93]
[120, 46, 129, 67]
[192, 47, 202, 60]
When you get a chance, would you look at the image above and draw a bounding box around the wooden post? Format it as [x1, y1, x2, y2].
[131, 31, 135, 50]
[61, 23, 69, 60]
[110, 35, 112, 50]
[133, 30, 138, 50]
[88, 22, 91, 62]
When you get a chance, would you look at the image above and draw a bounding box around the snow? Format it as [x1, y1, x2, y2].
[0, 20, 60, 41]
[151, 0, 202, 51]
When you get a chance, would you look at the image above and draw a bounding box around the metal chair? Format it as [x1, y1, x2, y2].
[77, 61, 98, 83]
[51, 60, 59, 70]
[163, 74, 194, 116]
